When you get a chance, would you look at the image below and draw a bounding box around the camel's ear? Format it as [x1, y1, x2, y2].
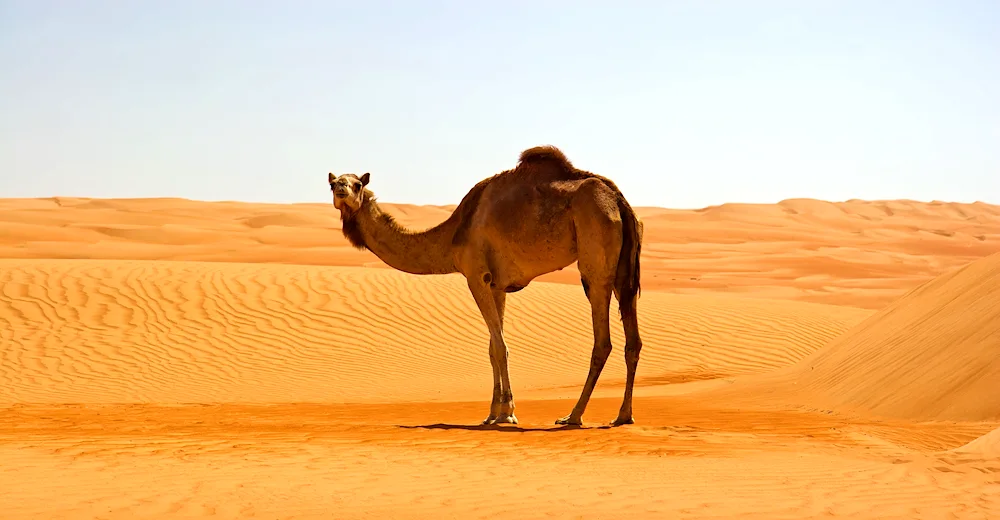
[360, 172, 370, 187]
[328, 172, 335, 183]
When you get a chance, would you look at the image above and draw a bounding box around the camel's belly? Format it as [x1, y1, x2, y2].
[474, 180, 582, 290]
[488, 234, 578, 292]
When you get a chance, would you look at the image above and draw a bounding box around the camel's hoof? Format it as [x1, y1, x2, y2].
[611, 416, 635, 427]
[494, 414, 518, 425]
[482, 415, 498, 426]
[555, 415, 583, 426]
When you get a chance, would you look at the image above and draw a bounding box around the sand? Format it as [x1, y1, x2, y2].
[3, 196, 999, 309]
[2, 196, 999, 519]
[952, 427, 1000, 458]
[710, 251, 1000, 421]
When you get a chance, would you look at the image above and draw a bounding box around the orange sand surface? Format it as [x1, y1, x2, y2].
[2, 197, 999, 519]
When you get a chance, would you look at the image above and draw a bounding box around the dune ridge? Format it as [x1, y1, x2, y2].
[716, 252, 1000, 422]
[3, 197, 998, 309]
[951, 427, 1000, 457]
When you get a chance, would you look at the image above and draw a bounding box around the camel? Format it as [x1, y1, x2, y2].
[328, 145, 643, 427]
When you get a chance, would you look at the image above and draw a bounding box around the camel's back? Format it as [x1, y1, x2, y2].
[468, 146, 620, 227]
[514, 145, 626, 191]
[470, 160, 617, 245]
[445, 145, 632, 286]
[451, 145, 625, 246]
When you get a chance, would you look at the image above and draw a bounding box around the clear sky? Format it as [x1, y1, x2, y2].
[2, 1, 998, 208]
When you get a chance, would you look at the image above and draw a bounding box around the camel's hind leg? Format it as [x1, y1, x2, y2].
[555, 277, 613, 426]
[556, 178, 621, 426]
[612, 300, 641, 426]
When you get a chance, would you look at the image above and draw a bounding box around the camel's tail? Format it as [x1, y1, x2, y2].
[613, 191, 642, 321]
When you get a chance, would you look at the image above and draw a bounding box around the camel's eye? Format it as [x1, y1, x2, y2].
[354, 182, 362, 190]
[329, 183, 336, 191]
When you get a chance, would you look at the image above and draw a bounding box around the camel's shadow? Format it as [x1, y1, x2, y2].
[398, 423, 610, 432]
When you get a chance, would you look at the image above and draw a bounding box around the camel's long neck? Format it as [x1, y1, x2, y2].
[349, 199, 459, 275]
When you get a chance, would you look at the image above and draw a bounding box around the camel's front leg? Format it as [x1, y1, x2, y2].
[468, 279, 517, 425]
[492, 291, 516, 423]
[484, 336, 502, 424]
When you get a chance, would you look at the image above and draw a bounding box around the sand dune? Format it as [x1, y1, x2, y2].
[0, 258, 869, 404]
[952, 427, 1000, 457]
[2, 196, 999, 518]
[714, 252, 1000, 422]
[3, 197, 999, 309]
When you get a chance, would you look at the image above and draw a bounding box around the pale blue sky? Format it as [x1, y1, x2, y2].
[2, 1, 998, 208]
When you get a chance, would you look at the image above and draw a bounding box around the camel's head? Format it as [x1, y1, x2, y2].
[328, 172, 370, 214]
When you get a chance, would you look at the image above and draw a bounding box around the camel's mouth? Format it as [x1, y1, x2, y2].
[330, 182, 348, 200]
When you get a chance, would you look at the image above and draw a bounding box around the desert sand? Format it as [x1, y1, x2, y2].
[2, 196, 999, 519]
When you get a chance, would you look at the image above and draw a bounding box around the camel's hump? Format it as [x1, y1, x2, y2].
[517, 145, 573, 170]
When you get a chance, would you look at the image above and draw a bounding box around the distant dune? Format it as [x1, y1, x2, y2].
[2, 197, 998, 309]
[1, 196, 999, 519]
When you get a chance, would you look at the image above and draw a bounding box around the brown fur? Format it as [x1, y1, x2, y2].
[327, 145, 644, 427]
[339, 189, 402, 251]
[518, 145, 574, 169]
[450, 173, 502, 246]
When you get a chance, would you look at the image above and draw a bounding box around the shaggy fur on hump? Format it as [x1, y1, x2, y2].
[517, 145, 574, 170]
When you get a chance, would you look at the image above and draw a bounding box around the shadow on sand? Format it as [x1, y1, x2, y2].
[397, 423, 611, 433]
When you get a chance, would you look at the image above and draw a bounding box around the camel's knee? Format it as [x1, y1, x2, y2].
[623, 313, 641, 361]
[625, 339, 642, 366]
[492, 340, 509, 358]
[592, 340, 613, 361]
